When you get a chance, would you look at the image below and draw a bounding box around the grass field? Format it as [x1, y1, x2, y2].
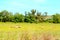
[0, 22, 60, 40]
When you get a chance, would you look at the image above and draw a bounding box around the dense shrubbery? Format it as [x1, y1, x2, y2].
[52, 14, 60, 23]
[0, 9, 60, 23]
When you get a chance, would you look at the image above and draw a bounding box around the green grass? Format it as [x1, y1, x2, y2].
[0, 22, 60, 40]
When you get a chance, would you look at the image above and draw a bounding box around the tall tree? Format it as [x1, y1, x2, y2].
[36, 12, 43, 22]
[31, 9, 36, 15]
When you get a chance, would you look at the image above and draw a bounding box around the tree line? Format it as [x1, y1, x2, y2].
[0, 9, 60, 23]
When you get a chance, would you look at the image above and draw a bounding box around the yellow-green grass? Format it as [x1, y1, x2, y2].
[0, 22, 60, 35]
[0, 22, 60, 32]
[0, 22, 60, 40]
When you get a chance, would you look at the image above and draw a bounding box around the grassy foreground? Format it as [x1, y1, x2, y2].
[0, 22, 60, 40]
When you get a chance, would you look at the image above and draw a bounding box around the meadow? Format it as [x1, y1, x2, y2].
[0, 22, 60, 40]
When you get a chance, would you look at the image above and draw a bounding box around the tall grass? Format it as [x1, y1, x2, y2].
[0, 31, 60, 40]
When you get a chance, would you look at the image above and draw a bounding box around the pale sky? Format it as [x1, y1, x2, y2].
[0, 0, 60, 15]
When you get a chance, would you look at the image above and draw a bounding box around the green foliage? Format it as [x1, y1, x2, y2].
[24, 9, 36, 23]
[13, 13, 24, 22]
[0, 10, 10, 22]
[0, 10, 60, 23]
[53, 14, 60, 23]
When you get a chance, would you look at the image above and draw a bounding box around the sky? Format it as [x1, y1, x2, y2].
[0, 0, 60, 15]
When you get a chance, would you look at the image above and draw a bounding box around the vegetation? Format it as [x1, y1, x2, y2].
[0, 9, 60, 40]
[0, 8, 60, 40]
[0, 9, 60, 23]
[0, 22, 60, 40]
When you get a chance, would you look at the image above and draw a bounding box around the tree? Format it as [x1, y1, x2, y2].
[0, 12, 3, 22]
[31, 9, 36, 15]
[24, 10, 36, 23]
[8, 12, 14, 22]
[36, 12, 43, 22]
[24, 11, 30, 22]
[14, 13, 24, 22]
[0, 10, 10, 22]
[53, 13, 60, 23]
